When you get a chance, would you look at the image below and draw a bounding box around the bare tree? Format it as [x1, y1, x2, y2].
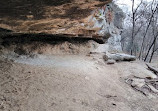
[144, 17, 158, 62]
[130, 0, 143, 55]
[121, 0, 158, 62]
[138, 1, 158, 59]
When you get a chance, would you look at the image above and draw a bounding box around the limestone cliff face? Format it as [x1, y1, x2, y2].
[0, 0, 125, 52]
[88, 2, 125, 52]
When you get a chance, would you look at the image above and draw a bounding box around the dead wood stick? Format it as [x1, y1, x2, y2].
[146, 64, 158, 75]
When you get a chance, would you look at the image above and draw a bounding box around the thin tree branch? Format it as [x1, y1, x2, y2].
[134, 0, 143, 14]
[134, 23, 144, 37]
[154, 48, 158, 52]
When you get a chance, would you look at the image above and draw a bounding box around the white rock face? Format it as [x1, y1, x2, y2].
[108, 31, 122, 53]
[88, 2, 125, 53]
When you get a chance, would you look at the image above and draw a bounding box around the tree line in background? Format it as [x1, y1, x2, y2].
[120, 0, 158, 62]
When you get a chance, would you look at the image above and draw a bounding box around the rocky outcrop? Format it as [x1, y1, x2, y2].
[93, 3, 125, 53]
[0, 0, 124, 43]
[0, 0, 113, 42]
[0, 0, 127, 57]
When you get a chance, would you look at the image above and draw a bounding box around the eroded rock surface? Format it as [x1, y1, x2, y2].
[0, 0, 112, 39]
[0, 0, 125, 45]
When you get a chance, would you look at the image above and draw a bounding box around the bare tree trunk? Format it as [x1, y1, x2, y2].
[149, 38, 157, 63]
[144, 33, 158, 62]
[138, 4, 158, 60]
[146, 64, 158, 75]
[149, 46, 155, 63]
[130, 0, 143, 56]
[134, 45, 137, 56]
[130, 0, 135, 55]
[138, 22, 152, 59]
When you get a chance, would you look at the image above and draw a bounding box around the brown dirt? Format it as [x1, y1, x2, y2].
[0, 54, 158, 111]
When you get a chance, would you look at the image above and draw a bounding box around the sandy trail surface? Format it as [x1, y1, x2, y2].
[0, 54, 158, 111]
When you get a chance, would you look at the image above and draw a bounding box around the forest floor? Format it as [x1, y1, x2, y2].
[0, 54, 158, 111]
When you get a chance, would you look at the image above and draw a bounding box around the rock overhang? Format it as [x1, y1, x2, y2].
[0, 0, 125, 44]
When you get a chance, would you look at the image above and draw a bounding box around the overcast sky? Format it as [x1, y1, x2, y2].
[115, 0, 154, 12]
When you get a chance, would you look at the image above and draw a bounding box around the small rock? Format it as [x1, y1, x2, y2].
[86, 54, 90, 57]
[26, 15, 34, 19]
[112, 103, 116, 106]
[107, 59, 116, 64]
[103, 55, 108, 61]
[90, 52, 99, 54]
[85, 76, 90, 80]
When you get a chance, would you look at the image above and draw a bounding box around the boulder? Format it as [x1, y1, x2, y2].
[108, 53, 136, 61]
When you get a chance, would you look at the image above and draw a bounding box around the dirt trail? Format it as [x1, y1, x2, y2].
[0, 55, 158, 111]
